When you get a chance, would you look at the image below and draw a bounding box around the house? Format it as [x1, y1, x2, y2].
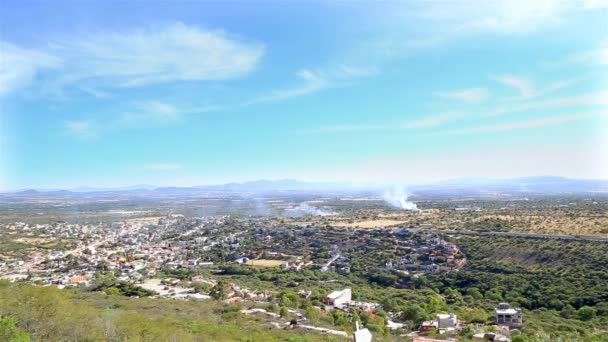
[419, 320, 438, 332]
[443, 242, 459, 253]
[66, 275, 90, 285]
[233, 257, 249, 264]
[281, 261, 303, 271]
[437, 313, 457, 329]
[494, 303, 522, 328]
[353, 321, 372, 342]
[350, 301, 380, 313]
[298, 290, 312, 298]
[386, 320, 405, 330]
[337, 266, 351, 274]
[324, 288, 352, 309]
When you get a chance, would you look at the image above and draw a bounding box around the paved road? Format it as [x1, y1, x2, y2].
[321, 253, 341, 272]
[412, 229, 608, 242]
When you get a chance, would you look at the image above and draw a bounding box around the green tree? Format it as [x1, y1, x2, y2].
[330, 309, 350, 326]
[466, 287, 483, 300]
[0, 317, 31, 342]
[304, 305, 319, 324]
[210, 280, 228, 301]
[104, 287, 120, 296]
[577, 306, 596, 321]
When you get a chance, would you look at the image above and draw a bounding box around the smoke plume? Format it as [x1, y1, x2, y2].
[284, 202, 336, 217]
[383, 186, 418, 210]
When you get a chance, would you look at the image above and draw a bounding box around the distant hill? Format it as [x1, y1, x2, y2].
[3, 176, 607, 196]
[194, 179, 356, 192]
[413, 176, 608, 195]
[71, 184, 157, 192]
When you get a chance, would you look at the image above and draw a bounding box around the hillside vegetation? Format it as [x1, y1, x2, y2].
[426, 236, 608, 340]
[0, 281, 345, 342]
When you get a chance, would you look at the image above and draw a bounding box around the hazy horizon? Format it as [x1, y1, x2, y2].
[3, 175, 608, 194]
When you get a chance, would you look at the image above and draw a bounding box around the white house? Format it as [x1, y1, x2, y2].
[353, 321, 372, 342]
[437, 313, 457, 329]
[494, 303, 523, 328]
[324, 288, 352, 309]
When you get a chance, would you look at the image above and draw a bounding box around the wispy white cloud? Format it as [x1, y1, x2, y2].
[550, 46, 608, 67]
[436, 87, 488, 102]
[65, 120, 98, 139]
[254, 69, 331, 103]
[78, 86, 111, 98]
[419, 0, 607, 35]
[3, 22, 264, 95]
[250, 65, 376, 104]
[0, 41, 61, 95]
[587, 47, 608, 65]
[544, 79, 579, 93]
[348, 140, 607, 183]
[334, 65, 378, 78]
[432, 111, 606, 135]
[453, 0, 566, 34]
[64, 99, 220, 139]
[401, 112, 465, 129]
[493, 75, 535, 99]
[143, 163, 183, 171]
[65, 22, 263, 86]
[308, 112, 463, 133]
[333, 0, 608, 89]
[120, 101, 182, 127]
[487, 90, 608, 116]
[368, 0, 574, 43]
[312, 123, 388, 133]
[581, 0, 608, 9]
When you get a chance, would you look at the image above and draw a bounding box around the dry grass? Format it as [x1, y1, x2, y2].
[331, 219, 408, 228]
[14, 237, 53, 244]
[126, 216, 163, 223]
[245, 259, 286, 267]
[472, 214, 608, 236]
[301, 206, 608, 236]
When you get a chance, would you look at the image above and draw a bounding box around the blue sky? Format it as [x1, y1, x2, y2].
[1, 1, 607, 190]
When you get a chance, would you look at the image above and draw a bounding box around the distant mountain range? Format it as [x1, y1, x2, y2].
[410, 176, 608, 195]
[3, 176, 608, 196]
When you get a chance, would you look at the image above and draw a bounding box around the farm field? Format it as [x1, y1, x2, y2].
[245, 259, 286, 267]
[330, 219, 409, 228]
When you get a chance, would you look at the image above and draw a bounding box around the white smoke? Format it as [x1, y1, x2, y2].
[383, 186, 418, 210]
[285, 203, 336, 217]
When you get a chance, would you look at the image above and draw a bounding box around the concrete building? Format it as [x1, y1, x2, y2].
[436, 313, 457, 329]
[494, 303, 522, 328]
[324, 288, 352, 309]
[353, 321, 372, 342]
[419, 320, 438, 332]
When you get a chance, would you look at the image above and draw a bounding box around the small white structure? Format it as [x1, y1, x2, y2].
[324, 288, 352, 309]
[233, 257, 249, 264]
[353, 321, 372, 342]
[386, 319, 405, 330]
[494, 303, 522, 328]
[437, 313, 457, 329]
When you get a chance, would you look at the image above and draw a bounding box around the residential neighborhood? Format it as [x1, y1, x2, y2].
[0, 213, 527, 341]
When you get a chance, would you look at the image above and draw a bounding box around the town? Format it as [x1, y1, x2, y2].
[0, 212, 531, 341]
